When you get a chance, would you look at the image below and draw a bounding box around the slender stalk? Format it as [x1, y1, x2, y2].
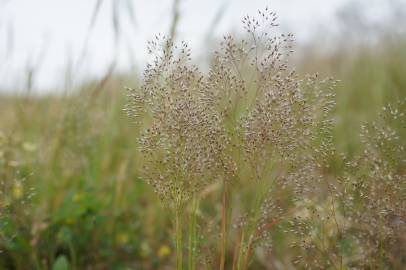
[69, 240, 77, 270]
[220, 182, 228, 270]
[175, 205, 183, 270]
[238, 180, 269, 270]
[188, 197, 198, 270]
[236, 231, 246, 270]
[378, 214, 384, 270]
[242, 237, 254, 270]
[232, 229, 243, 270]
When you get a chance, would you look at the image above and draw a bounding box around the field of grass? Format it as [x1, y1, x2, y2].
[1, 9, 406, 270]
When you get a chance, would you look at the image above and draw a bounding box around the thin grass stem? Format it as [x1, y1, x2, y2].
[176, 205, 183, 270]
[188, 196, 198, 270]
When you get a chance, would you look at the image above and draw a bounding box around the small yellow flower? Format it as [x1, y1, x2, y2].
[66, 218, 76, 225]
[12, 182, 24, 200]
[157, 244, 171, 259]
[116, 232, 130, 246]
[73, 193, 82, 202]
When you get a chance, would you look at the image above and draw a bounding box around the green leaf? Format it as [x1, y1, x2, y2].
[52, 255, 70, 270]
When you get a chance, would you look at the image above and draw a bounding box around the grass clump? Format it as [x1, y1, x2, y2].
[126, 8, 342, 269]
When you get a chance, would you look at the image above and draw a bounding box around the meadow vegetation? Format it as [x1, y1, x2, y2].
[0, 7, 405, 270]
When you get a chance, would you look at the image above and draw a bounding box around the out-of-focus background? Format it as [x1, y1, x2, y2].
[1, 0, 405, 93]
[0, 0, 405, 269]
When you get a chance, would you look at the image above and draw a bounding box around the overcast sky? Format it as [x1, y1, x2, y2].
[0, 0, 402, 93]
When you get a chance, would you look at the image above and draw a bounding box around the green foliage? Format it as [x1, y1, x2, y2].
[52, 256, 70, 270]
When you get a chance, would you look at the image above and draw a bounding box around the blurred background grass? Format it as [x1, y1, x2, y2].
[0, 0, 405, 269]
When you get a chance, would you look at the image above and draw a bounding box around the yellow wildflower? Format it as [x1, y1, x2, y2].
[116, 232, 129, 246]
[12, 182, 23, 200]
[157, 244, 171, 259]
[66, 218, 76, 225]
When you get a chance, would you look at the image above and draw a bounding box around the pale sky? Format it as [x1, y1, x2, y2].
[0, 0, 402, 93]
